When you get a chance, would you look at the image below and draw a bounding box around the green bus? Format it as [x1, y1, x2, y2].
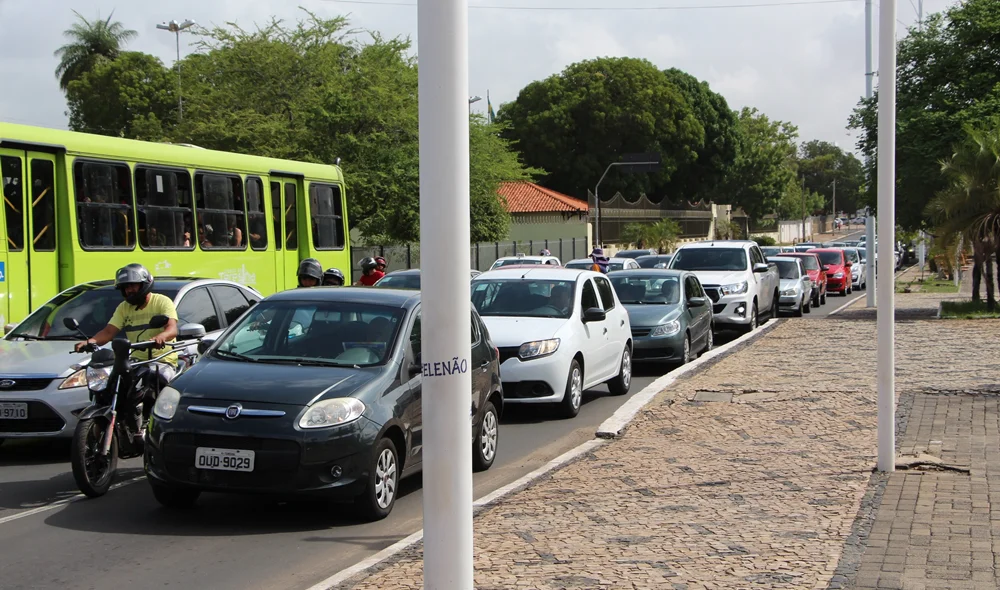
[0, 122, 349, 330]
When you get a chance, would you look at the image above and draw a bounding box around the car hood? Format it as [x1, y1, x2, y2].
[479, 316, 568, 346]
[684, 270, 748, 287]
[826, 263, 846, 273]
[804, 269, 823, 281]
[779, 278, 805, 290]
[173, 358, 383, 406]
[623, 304, 681, 327]
[0, 339, 83, 378]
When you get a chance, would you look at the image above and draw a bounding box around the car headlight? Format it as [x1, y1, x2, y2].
[299, 398, 366, 429]
[153, 387, 182, 420]
[780, 288, 798, 296]
[59, 368, 89, 390]
[720, 281, 748, 295]
[650, 320, 681, 337]
[518, 338, 560, 360]
[834, 272, 844, 278]
[85, 366, 112, 392]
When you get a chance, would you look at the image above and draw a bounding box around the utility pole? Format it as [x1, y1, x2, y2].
[832, 178, 837, 234]
[919, 0, 924, 31]
[156, 19, 196, 122]
[865, 0, 877, 308]
[801, 176, 807, 242]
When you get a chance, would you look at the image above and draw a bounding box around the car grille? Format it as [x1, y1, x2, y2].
[497, 347, 521, 365]
[162, 433, 301, 490]
[0, 378, 55, 391]
[505, 381, 554, 399]
[631, 327, 651, 337]
[702, 286, 722, 303]
[634, 347, 674, 360]
[0, 401, 66, 433]
[713, 304, 727, 315]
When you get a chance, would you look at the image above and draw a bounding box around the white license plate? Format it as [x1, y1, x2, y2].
[194, 447, 255, 472]
[0, 403, 28, 420]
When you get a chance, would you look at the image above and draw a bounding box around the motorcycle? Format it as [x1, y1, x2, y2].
[65, 315, 204, 498]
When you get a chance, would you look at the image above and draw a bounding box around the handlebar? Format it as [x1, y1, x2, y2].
[71, 339, 189, 355]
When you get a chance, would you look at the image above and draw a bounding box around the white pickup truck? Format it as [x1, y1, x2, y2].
[668, 240, 780, 333]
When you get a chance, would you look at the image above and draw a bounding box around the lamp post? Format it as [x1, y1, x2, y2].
[156, 19, 196, 122]
[468, 95, 481, 115]
[594, 154, 661, 247]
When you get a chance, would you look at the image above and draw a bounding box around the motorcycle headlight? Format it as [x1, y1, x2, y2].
[153, 387, 182, 420]
[85, 366, 112, 392]
[650, 320, 681, 337]
[59, 368, 89, 390]
[299, 398, 365, 429]
[518, 338, 560, 360]
[720, 281, 748, 295]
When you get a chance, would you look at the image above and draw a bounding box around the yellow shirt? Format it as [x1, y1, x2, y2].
[108, 293, 179, 366]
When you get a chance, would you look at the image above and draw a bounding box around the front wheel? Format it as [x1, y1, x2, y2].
[703, 327, 714, 354]
[473, 401, 499, 472]
[803, 297, 811, 314]
[559, 360, 584, 418]
[741, 303, 758, 334]
[151, 482, 201, 508]
[71, 418, 118, 498]
[355, 437, 399, 521]
[793, 298, 804, 317]
[820, 290, 827, 305]
[606, 347, 632, 396]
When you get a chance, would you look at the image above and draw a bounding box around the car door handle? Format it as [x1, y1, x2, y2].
[620, 319, 625, 326]
[603, 327, 608, 335]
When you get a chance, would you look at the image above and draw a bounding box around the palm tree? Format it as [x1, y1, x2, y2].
[54, 11, 137, 90]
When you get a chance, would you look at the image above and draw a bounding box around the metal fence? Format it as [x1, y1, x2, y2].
[350, 237, 590, 282]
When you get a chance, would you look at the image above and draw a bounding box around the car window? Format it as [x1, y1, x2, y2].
[176, 287, 221, 332]
[611, 275, 680, 305]
[814, 251, 844, 266]
[211, 285, 253, 326]
[594, 276, 616, 311]
[775, 260, 800, 279]
[581, 279, 600, 311]
[471, 312, 481, 344]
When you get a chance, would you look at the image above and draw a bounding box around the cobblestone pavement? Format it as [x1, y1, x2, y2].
[336, 309, 1000, 590]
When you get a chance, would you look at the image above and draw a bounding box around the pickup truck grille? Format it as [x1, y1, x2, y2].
[702, 286, 722, 303]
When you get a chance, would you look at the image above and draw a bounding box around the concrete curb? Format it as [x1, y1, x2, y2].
[596, 318, 783, 439]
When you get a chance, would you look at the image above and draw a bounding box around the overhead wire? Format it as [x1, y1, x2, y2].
[321, 0, 861, 11]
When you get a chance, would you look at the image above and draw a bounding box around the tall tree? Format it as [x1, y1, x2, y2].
[724, 107, 799, 224]
[795, 140, 865, 216]
[496, 57, 703, 201]
[54, 10, 137, 91]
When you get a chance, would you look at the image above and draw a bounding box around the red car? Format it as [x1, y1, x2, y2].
[808, 248, 852, 296]
[783, 252, 828, 307]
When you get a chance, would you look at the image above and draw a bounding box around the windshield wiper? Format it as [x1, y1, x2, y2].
[214, 349, 259, 363]
[11, 334, 44, 341]
[261, 357, 343, 367]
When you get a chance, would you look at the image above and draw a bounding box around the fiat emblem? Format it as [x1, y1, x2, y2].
[0, 380, 14, 389]
[224, 403, 242, 420]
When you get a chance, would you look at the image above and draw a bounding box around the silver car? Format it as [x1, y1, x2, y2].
[769, 256, 812, 317]
[0, 278, 261, 444]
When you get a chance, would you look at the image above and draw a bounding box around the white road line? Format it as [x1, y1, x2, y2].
[827, 293, 864, 316]
[0, 476, 146, 526]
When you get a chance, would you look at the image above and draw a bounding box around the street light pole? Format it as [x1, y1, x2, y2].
[864, 0, 877, 308]
[156, 19, 196, 122]
[594, 159, 660, 248]
[468, 95, 481, 116]
[832, 178, 837, 234]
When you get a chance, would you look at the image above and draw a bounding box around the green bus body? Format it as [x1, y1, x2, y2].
[0, 122, 350, 328]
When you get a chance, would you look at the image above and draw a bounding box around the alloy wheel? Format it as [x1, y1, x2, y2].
[480, 410, 498, 463]
[374, 447, 397, 509]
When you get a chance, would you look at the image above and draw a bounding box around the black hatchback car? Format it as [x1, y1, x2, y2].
[144, 288, 503, 520]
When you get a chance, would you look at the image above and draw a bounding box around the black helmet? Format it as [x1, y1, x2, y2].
[359, 257, 378, 273]
[323, 268, 345, 286]
[297, 258, 323, 287]
[115, 263, 154, 307]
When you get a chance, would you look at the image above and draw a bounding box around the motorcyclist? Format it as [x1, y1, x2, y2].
[323, 268, 346, 286]
[356, 257, 385, 286]
[74, 263, 178, 434]
[297, 258, 323, 288]
[374, 256, 388, 274]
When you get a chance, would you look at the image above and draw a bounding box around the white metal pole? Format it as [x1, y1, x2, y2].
[865, 0, 876, 308]
[867, 215, 876, 306]
[418, 0, 474, 586]
[865, 0, 875, 99]
[918, 0, 923, 31]
[876, 0, 897, 474]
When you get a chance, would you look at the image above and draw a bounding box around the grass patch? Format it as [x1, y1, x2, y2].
[896, 276, 960, 294]
[940, 300, 1000, 319]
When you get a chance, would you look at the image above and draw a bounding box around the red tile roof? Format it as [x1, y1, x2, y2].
[498, 181, 588, 214]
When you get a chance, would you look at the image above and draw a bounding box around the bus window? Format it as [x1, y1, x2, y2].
[195, 173, 247, 250]
[30, 159, 56, 251]
[135, 167, 194, 250]
[284, 182, 297, 250]
[2, 156, 24, 252]
[269, 181, 281, 251]
[246, 177, 268, 251]
[310, 183, 345, 250]
[73, 160, 135, 250]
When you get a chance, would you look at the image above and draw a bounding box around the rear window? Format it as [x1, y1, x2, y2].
[814, 251, 843, 266]
[792, 255, 819, 270]
[493, 259, 541, 268]
[376, 273, 422, 290]
[775, 260, 800, 279]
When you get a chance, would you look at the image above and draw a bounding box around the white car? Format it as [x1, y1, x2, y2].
[564, 257, 640, 271]
[489, 255, 562, 270]
[471, 267, 632, 418]
[844, 247, 866, 290]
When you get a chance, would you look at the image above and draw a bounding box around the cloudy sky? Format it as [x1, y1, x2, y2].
[0, 0, 953, 152]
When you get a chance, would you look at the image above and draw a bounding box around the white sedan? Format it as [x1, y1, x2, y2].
[471, 267, 632, 418]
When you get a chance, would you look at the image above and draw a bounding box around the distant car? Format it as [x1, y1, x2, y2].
[781, 252, 828, 307]
[769, 256, 812, 317]
[615, 248, 657, 259]
[565, 258, 640, 271]
[489, 255, 562, 270]
[635, 254, 674, 269]
[0, 278, 261, 444]
[471, 267, 632, 419]
[760, 246, 782, 258]
[843, 240, 861, 248]
[374, 268, 481, 290]
[808, 248, 852, 296]
[843, 247, 866, 290]
[609, 269, 713, 365]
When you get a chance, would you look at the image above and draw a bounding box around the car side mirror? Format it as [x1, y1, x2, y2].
[149, 314, 170, 329]
[63, 317, 81, 331]
[582, 307, 607, 323]
[178, 323, 207, 340]
[688, 296, 707, 307]
[197, 337, 217, 355]
[408, 351, 422, 377]
[821, 265, 831, 273]
[753, 263, 769, 273]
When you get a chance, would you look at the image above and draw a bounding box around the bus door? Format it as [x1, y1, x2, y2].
[268, 179, 286, 290]
[0, 150, 60, 328]
[271, 176, 303, 290]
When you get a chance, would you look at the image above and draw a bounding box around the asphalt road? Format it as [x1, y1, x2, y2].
[0, 264, 868, 590]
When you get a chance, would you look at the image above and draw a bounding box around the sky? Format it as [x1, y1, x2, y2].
[0, 0, 955, 154]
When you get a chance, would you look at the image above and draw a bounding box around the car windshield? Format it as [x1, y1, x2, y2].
[215, 300, 405, 366]
[844, 249, 860, 264]
[858, 248, 867, 260]
[761, 247, 781, 257]
[471, 279, 576, 319]
[610, 275, 680, 305]
[774, 260, 800, 279]
[493, 259, 540, 268]
[608, 262, 627, 271]
[792, 255, 820, 270]
[7, 285, 179, 340]
[671, 248, 748, 271]
[376, 273, 421, 290]
[814, 251, 843, 265]
[637, 255, 672, 269]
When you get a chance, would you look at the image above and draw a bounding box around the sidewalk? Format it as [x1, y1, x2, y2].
[334, 298, 1000, 590]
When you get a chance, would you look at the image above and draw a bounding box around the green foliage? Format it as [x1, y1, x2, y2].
[66, 51, 175, 139]
[724, 107, 799, 224]
[621, 218, 681, 252]
[714, 218, 741, 240]
[795, 140, 865, 215]
[752, 235, 777, 247]
[496, 57, 703, 201]
[55, 10, 137, 90]
[776, 177, 825, 220]
[940, 299, 1000, 319]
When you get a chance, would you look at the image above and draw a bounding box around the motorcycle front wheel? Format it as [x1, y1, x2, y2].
[71, 418, 119, 498]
